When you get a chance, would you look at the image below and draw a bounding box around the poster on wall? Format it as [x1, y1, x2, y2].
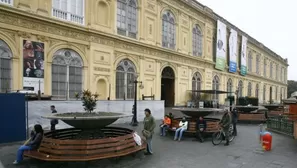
[215, 20, 227, 71]
[240, 36, 248, 76]
[229, 29, 238, 73]
[23, 40, 45, 93]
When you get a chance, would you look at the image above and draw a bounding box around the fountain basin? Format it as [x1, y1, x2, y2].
[235, 106, 259, 113]
[263, 104, 282, 111]
[42, 112, 132, 129]
[172, 108, 223, 118]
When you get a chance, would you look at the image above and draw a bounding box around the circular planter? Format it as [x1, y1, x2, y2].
[172, 108, 223, 118]
[24, 127, 146, 162]
[42, 112, 132, 129]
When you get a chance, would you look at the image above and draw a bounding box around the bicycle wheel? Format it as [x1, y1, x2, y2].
[228, 125, 235, 142]
[212, 131, 223, 145]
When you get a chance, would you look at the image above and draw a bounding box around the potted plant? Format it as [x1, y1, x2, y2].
[81, 90, 99, 113]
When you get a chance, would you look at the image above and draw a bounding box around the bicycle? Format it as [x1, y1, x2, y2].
[212, 124, 235, 145]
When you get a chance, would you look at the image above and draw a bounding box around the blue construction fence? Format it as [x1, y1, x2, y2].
[0, 93, 27, 144]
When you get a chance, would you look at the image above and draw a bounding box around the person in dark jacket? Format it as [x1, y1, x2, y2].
[231, 108, 238, 136]
[50, 105, 58, 131]
[195, 116, 207, 142]
[13, 124, 44, 164]
[219, 110, 232, 146]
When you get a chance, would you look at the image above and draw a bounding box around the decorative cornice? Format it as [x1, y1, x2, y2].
[0, 4, 288, 72]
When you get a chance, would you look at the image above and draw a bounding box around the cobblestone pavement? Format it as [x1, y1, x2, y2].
[1, 122, 297, 168]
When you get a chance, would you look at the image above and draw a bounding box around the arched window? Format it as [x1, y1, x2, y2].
[264, 59, 267, 77]
[116, 59, 136, 99]
[275, 86, 278, 101]
[0, 40, 12, 92]
[255, 84, 259, 98]
[52, 49, 83, 100]
[162, 10, 175, 49]
[212, 75, 220, 100]
[248, 51, 252, 72]
[270, 62, 273, 78]
[276, 64, 279, 81]
[263, 85, 266, 102]
[117, 0, 138, 38]
[256, 55, 260, 74]
[227, 78, 232, 96]
[192, 72, 202, 100]
[238, 80, 243, 97]
[247, 82, 252, 96]
[192, 24, 203, 56]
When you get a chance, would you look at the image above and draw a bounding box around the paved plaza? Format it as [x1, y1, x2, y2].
[1, 121, 297, 168]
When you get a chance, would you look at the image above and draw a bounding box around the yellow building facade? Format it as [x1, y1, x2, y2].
[0, 0, 288, 106]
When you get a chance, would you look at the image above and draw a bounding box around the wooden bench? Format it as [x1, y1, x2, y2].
[168, 119, 220, 135]
[238, 113, 265, 122]
[24, 127, 146, 162]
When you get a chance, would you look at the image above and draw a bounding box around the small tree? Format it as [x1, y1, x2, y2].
[81, 90, 99, 113]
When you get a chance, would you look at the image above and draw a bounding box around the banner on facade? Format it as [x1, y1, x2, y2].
[215, 20, 227, 71]
[240, 36, 247, 76]
[229, 29, 238, 73]
[23, 40, 44, 93]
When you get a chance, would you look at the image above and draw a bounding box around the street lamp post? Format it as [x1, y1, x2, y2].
[235, 87, 239, 106]
[131, 74, 143, 127]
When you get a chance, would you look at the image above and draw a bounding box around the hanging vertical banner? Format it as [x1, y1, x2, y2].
[215, 20, 227, 71]
[23, 40, 45, 93]
[229, 29, 238, 73]
[240, 36, 247, 76]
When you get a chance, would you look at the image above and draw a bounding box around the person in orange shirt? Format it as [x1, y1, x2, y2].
[160, 115, 172, 136]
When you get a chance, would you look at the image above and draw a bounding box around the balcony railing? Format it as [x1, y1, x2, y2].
[52, 8, 84, 25]
[0, 0, 13, 6]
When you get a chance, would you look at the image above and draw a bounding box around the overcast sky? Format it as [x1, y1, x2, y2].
[197, 0, 296, 80]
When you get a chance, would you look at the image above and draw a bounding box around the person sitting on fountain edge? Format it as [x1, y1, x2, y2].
[13, 124, 44, 164]
[174, 117, 188, 141]
[195, 116, 207, 143]
[160, 114, 172, 136]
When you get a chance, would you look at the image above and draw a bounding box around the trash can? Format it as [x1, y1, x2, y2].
[262, 131, 272, 151]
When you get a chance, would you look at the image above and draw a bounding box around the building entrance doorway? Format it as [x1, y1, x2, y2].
[161, 67, 175, 107]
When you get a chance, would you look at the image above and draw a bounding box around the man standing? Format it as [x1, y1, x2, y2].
[231, 108, 238, 136]
[195, 116, 207, 143]
[50, 105, 58, 131]
[219, 110, 232, 146]
[142, 108, 156, 155]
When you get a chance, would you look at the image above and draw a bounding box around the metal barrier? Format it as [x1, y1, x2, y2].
[267, 116, 294, 136]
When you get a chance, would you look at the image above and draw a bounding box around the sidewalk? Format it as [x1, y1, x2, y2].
[1, 122, 297, 168]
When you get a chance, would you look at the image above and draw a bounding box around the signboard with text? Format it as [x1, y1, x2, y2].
[215, 20, 227, 71]
[23, 40, 45, 93]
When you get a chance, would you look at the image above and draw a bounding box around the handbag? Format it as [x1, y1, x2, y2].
[23, 138, 31, 146]
[133, 132, 142, 146]
[142, 130, 151, 139]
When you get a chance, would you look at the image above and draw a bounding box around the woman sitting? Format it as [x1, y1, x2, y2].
[13, 124, 44, 164]
[160, 115, 172, 136]
[174, 117, 188, 141]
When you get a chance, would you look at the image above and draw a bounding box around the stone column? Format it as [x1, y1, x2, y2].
[155, 60, 161, 100]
